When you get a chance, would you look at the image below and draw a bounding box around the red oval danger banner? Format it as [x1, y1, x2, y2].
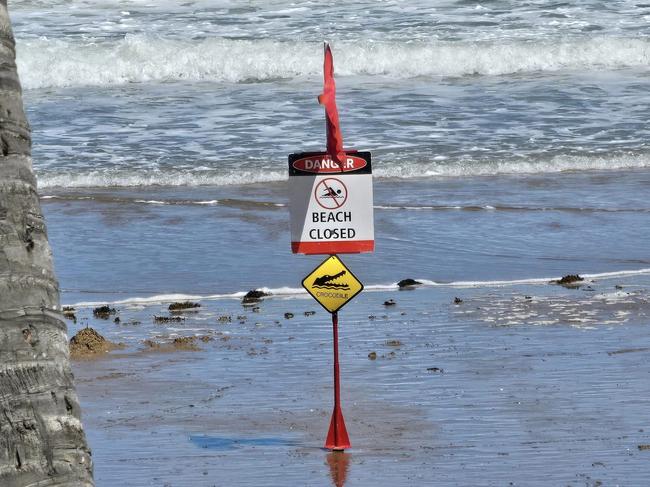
[292, 155, 367, 174]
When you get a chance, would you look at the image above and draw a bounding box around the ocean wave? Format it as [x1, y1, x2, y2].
[68, 288, 307, 308]
[17, 35, 650, 89]
[70, 292, 248, 308]
[416, 267, 650, 288]
[36, 168, 288, 189]
[35, 153, 650, 189]
[375, 204, 650, 213]
[374, 153, 650, 179]
[40, 194, 650, 214]
[66, 267, 650, 308]
[39, 194, 290, 211]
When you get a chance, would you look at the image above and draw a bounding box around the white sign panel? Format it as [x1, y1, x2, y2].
[289, 152, 374, 254]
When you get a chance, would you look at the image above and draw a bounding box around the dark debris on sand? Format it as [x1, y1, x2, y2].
[153, 315, 185, 323]
[171, 336, 201, 350]
[143, 335, 212, 352]
[168, 301, 201, 311]
[62, 306, 77, 322]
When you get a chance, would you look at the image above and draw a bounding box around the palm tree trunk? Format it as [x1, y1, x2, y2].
[0, 2, 94, 486]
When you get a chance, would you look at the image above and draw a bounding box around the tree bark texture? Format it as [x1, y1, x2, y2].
[0, 2, 94, 486]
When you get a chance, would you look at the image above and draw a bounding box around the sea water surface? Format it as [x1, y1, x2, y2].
[8, 1, 650, 485]
[11, 0, 650, 301]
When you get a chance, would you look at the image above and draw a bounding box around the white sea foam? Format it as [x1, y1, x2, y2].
[255, 286, 307, 296]
[69, 287, 306, 308]
[71, 292, 246, 308]
[36, 168, 288, 189]
[582, 268, 650, 280]
[66, 268, 650, 308]
[17, 35, 650, 89]
[414, 267, 650, 288]
[417, 277, 551, 288]
[373, 154, 650, 179]
[365, 283, 399, 291]
[134, 199, 168, 205]
[35, 153, 650, 189]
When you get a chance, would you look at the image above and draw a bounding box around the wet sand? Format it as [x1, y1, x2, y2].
[70, 275, 650, 486]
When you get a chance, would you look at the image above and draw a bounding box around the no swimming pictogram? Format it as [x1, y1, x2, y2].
[315, 178, 348, 210]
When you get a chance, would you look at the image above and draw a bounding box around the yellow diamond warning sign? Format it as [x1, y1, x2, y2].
[302, 255, 363, 314]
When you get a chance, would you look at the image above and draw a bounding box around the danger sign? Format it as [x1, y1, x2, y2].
[289, 151, 374, 254]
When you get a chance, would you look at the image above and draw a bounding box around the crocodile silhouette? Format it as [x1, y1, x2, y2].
[312, 270, 350, 290]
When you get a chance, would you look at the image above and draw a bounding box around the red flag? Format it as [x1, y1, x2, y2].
[318, 43, 346, 165]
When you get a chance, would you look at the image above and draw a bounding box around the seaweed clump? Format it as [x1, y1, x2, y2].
[69, 327, 121, 359]
[93, 305, 116, 319]
[552, 274, 584, 287]
[397, 278, 421, 288]
[242, 290, 270, 304]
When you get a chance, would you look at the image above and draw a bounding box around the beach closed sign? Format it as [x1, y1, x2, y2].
[289, 151, 374, 254]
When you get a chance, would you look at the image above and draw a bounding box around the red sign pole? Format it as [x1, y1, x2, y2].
[325, 311, 351, 450]
[319, 44, 352, 450]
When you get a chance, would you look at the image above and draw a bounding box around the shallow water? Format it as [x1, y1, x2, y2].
[40, 169, 650, 306]
[71, 277, 650, 486]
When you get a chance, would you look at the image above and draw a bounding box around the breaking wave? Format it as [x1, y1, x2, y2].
[66, 268, 650, 308]
[18, 35, 650, 89]
[36, 168, 288, 189]
[35, 153, 650, 189]
[374, 153, 650, 179]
